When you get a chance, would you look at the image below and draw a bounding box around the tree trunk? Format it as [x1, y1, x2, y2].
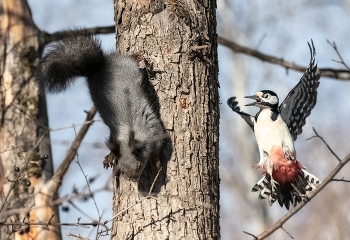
[112, 0, 220, 239]
[0, 0, 60, 239]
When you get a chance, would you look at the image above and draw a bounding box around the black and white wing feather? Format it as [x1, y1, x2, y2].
[279, 40, 321, 141]
[227, 97, 254, 131]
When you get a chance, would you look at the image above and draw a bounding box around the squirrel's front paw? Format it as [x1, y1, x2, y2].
[103, 151, 116, 169]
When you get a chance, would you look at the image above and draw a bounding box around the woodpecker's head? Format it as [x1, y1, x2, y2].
[245, 90, 279, 109]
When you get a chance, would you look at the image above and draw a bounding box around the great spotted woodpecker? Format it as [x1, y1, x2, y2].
[227, 41, 321, 210]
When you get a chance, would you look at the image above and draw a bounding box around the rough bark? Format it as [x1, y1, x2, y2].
[0, 0, 60, 239]
[112, 0, 220, 239]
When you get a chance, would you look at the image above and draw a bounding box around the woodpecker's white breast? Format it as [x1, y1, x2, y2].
[254, 109, 295, 167]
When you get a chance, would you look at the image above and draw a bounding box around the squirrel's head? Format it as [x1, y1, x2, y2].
[106, 132, 159, 180]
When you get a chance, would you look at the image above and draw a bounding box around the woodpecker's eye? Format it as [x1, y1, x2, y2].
[263, 93, 270, 99]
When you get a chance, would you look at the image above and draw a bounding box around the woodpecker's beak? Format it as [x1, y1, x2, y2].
[244, 94, 262, 107]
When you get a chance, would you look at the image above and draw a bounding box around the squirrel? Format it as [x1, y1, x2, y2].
[36, 29, 165, 180]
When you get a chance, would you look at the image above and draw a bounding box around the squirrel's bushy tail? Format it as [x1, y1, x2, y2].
[36, 30, 105, 93]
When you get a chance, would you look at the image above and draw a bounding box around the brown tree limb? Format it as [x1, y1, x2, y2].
[245, 128, 350, 239]
[1, 182, 111, 219]
[217, 36, 350, 81]
[246, 152, 350, 239]
[43, 26, 115, 44]
[49, 106, 97, 195]
[42, 26, 350, 81]
[306, 127, 341, 162]
[0, 220, 108, 228]
[332, 178, 350, 183]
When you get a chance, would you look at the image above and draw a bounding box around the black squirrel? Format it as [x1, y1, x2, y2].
[36, 29, 165, 179]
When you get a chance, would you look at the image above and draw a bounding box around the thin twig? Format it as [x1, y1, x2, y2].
[3, 231, 14, 240]
[254, 152, 350, 239]
[47, 26, 115, 44]
[73, 122, 102, 240]
[0, 133, 48, 214]
[76, 159, 102, 239]
[50, 106, 97, 194]
[327, 40, 350, 71]
[243, 231, 258, 239]
[332, 178, 350, 183]
[10, 103, 50, 131]
[66, 233, 89, 240]
[1, 184, 110, 219]
[48, 213, 55, 224]
[0, 221, 106, 228]
[281, 226, 294, 239]
[306, 127, 341, 161]
[50, 119, 99, 132]
[68, 200, 95, 221]
[148, 167, 162, 195]
[255, 32, 267, 50]
[218, 36, 350, 81]
[44, 27, 350, 80]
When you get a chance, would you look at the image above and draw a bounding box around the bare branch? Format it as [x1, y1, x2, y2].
[50, 119, 100, 132]
[243, 231, 258, 239]
[0, 221, 106, 228]
[217, 36, 350, 81]
[42, 26, 350, 81]
[254, 152, 350, 239]
[3, 231, 14, 240]
[332, 178, 350, 183]
[306, 127, 341, 162]
[1, 185, 111, 219]
[49, 106, 97, 194]
[67, 233, 89, 240]
[10, 103, 50, 131]
[44, 26, 115, 44]
[48, 213, 55, 224]
[281, 226, 294, 239]
[75, 154, 102, 239]
[0, 133, 48, 215]
[327, 40, 350, 70]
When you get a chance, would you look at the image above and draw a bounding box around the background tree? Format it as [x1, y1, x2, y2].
[0, 0, 61, 239]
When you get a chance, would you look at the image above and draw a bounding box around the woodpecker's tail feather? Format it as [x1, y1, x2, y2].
[36, 29, 105, 93]
[252, 169, 320, 210]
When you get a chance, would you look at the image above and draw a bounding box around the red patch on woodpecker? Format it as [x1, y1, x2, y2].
[270, 146, 301, 184]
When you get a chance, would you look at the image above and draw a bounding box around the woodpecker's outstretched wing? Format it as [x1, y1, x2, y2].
[227, 97, 254, 131]
[279, 40, 321, 141]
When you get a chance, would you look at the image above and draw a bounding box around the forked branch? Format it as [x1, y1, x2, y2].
[44, 26, 350, 81]
[218, 36, 350, 81]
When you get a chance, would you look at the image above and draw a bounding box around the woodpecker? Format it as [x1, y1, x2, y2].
[227, 41, 321, 210]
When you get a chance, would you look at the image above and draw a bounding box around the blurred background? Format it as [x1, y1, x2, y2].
[28, 0, 350, 239]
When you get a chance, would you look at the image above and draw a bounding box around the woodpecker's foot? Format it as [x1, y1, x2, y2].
[271, 178, 279, 191]
[302, 195, 311, 203]
[103, 151, 116, 169]
[294, 185, 312, 203]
